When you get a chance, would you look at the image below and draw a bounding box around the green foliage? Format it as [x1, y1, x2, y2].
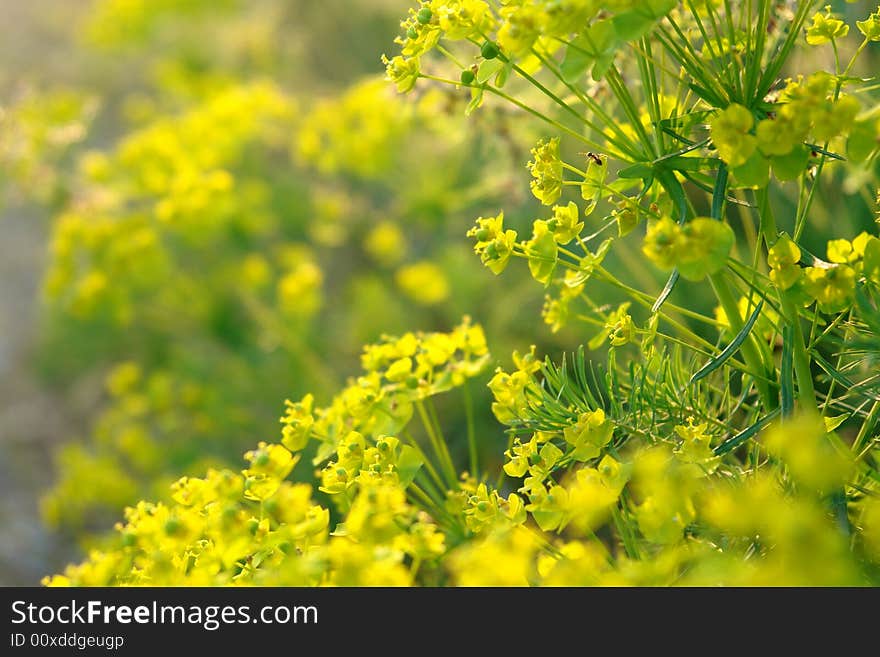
[8, 0, 880, 586]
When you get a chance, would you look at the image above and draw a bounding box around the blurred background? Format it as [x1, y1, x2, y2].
[0, 0, 557, 585]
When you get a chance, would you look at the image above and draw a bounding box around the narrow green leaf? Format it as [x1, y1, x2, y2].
[780, 324, 794, 417]
[714, 408, 781, 455]
[652, 269, 679, 313]
[813, 352, 880, 402]
[618, 162, 654, 179]
[652, 137, 711, 163]
[690, 299, 764, 384]
[855, 285, 880, 333]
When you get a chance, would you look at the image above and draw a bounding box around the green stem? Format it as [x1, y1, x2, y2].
[416, 400, 457, 490]
[419, 73, 591, 145]
[612, 503, 639, 560]
[463, 381, 478, 479]
[755, 188, 817, 415]
[779, 295, 819, 415]
[401, 428, 448, 495]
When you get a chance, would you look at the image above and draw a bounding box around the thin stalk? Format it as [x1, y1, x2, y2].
[779, 294, 819, 415]
[416, 399, 458, 489]
[531, 46, 643, 160]
[462, 381, 478, 479]
[401, 428, 448, 495]
[606, 66, 656, 157]
[418, 73, 604, 150]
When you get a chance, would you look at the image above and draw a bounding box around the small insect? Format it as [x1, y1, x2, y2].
[580, 151, 604, 166]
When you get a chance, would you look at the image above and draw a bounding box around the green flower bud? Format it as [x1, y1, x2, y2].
[481, 41, 500, 60]
[460, 69, 476, 85]
[474, 227, 491, 241]
[417, 8, 432, 25]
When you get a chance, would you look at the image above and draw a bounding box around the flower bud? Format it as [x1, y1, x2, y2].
[481, 41, 500, 60]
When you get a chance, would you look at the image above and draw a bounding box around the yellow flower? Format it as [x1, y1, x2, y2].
[243, 443, 298, 501]
[382, 55, 420, 94]
[280, 394, 315, 452]
[527, 137, 564, 206]
[711, 103, 757, 168]
[806, 7, 849, 45]
[395, 261, 450, 305]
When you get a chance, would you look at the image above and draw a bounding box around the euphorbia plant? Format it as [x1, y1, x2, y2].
[49, 1, 880, 585]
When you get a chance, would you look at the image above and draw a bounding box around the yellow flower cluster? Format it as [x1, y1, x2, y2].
[45, 320, 486, 585]
[44, 322, 880, 585]
[296, 79, 412, 178]
[45, 82, 298, 323]
[711, 74, 875, 185]
[769, 232, 880, 313]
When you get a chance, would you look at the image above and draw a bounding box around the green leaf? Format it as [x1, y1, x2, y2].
[618, 162, 653, 179]
[651, 269, 679, 313]
[561, 19, 615, 83]
[591, 51, 616, 81]
[714, 408, 781, 455]
[580, 157, 608, 213]
[813, 352, 880, 402]
[611, 0, 676, 41]
[397, 445, 423, 488]
[612, 12, 655, 42]
[690, 299, 764, 384]
[560, 42, 593, 83]
[823, 414, 848, 432]
[780, 323, 794, 417]
[855, 284, 880, 333]
[495, 59, 513, 87]
[476, 59, 505, 84]
[465, 85, 484, 116]
[663, 155, 718, 172]
[526, 223, 559, 286]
